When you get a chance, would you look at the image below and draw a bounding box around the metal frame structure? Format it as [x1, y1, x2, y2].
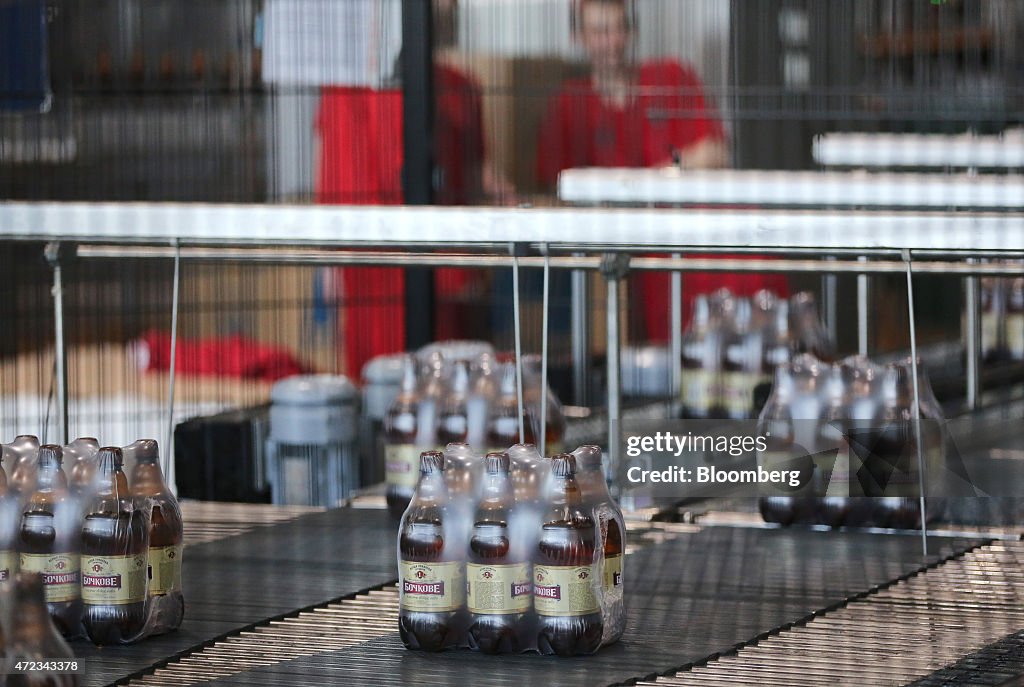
[3, 199, 1024, 552]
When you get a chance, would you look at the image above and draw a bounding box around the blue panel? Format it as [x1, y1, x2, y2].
[0, 0, 51, 112]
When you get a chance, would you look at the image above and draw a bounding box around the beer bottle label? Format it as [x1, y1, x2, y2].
[20, 553, 80, 602]
[149, 544, 184, 596]
[82, 554, 148, 605]
[0, 550, 16, 581]
[681, 369, 715, 413]
[467, 562, 532, 615]
[533, 564, 599, 617]
[981, 311, 998, 352]
[386, 445, 420, 489]
[604, 554, 623, 590]
[1008, 313, 1024, 357]
[720, 371, 756, 416]
[400, 561, 465, 612]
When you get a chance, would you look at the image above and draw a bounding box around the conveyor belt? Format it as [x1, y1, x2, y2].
[179, 501, 322, 545]
[81, 519, 983, 687]
[75, 507, 397, 687]
[908, 628, 1024, 686]
[642, 540, 1024, 686]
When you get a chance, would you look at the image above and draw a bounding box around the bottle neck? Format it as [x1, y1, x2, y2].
[35, 463, 66, 492]
[412, 472, 448, 506]
[132, 461, 169, 497]
[549, 474, 582, 507]
[13, 590, 53, 639]
[93, 469, 130, 501]
[477, 473, 513, 509]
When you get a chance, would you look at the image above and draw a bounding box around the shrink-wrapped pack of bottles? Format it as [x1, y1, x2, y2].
[757, 354, 946, 529]
[398, 444, 625, 656]
[0, 436, 184, 646]
[383, 346, 566, 518]
[681, 289, 833, 420]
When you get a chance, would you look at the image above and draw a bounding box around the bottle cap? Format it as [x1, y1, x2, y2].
[551, 454, 577, 478]
[134, 439, 160, 463]
[419, 451, 444, 474]
[484, 452, 510, 475]
[98, 446, 124, 469]
[573, 445, 603, 470]
[38, 444, 63, 467]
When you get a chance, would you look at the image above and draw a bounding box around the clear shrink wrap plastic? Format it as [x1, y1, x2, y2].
[757, 354, 946, 529]
[125, 440, 185, 637]
[397, 443, 626, 657]
[0, 572, 80, 686]
[383, 349, 567, 519]
[0, 436, 184, 646]
[679, 289, 834, 422]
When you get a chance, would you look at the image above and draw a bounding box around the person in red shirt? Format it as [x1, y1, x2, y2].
[536, 0, 788, 341]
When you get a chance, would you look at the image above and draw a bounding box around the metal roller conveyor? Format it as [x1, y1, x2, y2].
[643, 542, 1024, 686]
[70, 504, 989, 687]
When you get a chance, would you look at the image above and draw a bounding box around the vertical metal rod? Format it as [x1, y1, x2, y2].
[964, 262, 981, 410]
[606, 270, 622, 498]
[166, 240, 181, 483]
[540, 247, 550, 453]
[400, 0, 435, 350]
[857, 257, 869, 356]
[670, 253, 683, 397]
[571, 256, 590, 407]
[823, 260, 838, 345]
[47, 243, 69, 445]
[903, 250, 928, 557]
[511, 251, 525, 444]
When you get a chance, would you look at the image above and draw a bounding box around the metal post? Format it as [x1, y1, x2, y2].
[401, 0, 435, 349]
[857, 257, 869, 356]
[45, 242, 69, 445]
[670, 253, 683, 397]
[540, 246, 550, 452]
[166, 239, 181, 484]
[571, 254, 591, 407]
[511, 244, 525, 444]
[823, 260, 838, 346]
[903, 250, 928, 557]
[964, 261, 981, 410]
[602, 254, 629, 498]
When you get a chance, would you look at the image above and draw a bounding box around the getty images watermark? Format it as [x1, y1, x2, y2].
[618, 419, 993, 500]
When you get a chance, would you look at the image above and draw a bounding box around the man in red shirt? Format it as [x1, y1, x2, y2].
[536, 0, 787, 341]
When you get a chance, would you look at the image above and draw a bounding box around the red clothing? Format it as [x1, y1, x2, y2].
[536, 60, 724, 187]
[316, 66, 486, 375]
[536, 60, 788, 342]
[139, 330, 307, 382]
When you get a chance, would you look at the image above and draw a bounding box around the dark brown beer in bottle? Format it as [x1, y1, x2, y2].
[399, 451, 465, 651]
[680, 295, 718, 419]
[534, 455, 602, 656]
[817, 364, 850, 527]
[66, 437, 100, 497]
[486, 362, 525, 452]
[81, 447, 148, 645]
[758, 366, 799, 525]
[18, 445, 82, 637]
[7, 573, 79, 687]
[1, 449, 14, 582]
[436, 360, 470, 446]
[384, 356, 422, 517]
[129, 439, 185, 634]
[466, 452, 531, 654]
[574, 445, 625, 645]
[8, 435, 41, 496]
[870, 365, 920, 530]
